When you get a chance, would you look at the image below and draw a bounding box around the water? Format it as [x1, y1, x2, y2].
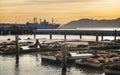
[0, 34, 118, 75]
[0, 53, 104, 75]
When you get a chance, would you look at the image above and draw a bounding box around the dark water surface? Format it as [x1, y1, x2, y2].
[0, 52, 105, 75]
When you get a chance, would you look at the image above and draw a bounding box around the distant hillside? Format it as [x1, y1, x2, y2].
[60, 18, 120, 29]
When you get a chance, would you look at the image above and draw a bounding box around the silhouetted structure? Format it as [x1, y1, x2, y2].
[26, 18, 60, 29]
[0, 18, 60, 35]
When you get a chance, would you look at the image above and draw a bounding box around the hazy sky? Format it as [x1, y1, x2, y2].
[0, 0, 120, 24]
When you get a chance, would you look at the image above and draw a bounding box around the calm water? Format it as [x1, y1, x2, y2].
[0, 34, 118, 75]
[0, 52, 105, 75]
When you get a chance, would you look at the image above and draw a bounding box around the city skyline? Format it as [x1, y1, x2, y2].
[0, 0, 120, 24]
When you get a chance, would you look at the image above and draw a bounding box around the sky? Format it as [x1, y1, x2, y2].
[0, 0, 120, 24]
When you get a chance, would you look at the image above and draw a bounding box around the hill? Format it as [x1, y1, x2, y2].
[60, 18, 120, 29]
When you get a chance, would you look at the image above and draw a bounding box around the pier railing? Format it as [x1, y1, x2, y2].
[34, 29, 120, 36]
[34, 29, 120, 41]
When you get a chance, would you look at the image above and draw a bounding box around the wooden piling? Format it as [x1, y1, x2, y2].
[80, 35, 82, 39]
[61, 44, 67, 75]
[50, 33, 52, 40]
[64, 33, 66, 41]
[101, 35, 103, 41]
[34, 32, 36, 39]
[1, 31, 3, 35]
[61, 33, 67, 75]
[8, 31, 11, 35]
[96, 34, 99, 42]
[15, 35, 19, 65]
[114, 29, 117, 42]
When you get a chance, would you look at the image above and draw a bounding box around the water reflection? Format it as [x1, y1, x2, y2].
[0, 52, 105, 75]
[76, 66, 104, 75]
[15, 55, 19, 68]
[35, 53, 41, 67]
[15, 61, 20, 75]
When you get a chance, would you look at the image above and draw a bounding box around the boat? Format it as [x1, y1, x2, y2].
[26, 18, 60, 29]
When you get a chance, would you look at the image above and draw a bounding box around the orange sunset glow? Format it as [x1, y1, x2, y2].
[0, 0, 120, 24]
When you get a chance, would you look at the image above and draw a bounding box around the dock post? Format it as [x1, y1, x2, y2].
[8, 31, 11, 35]
[114, 29, 117, 42]
[101, 35, 103, 41]
[34, 31, 36, 39]
[61, 33, 67, 75]
[96, 34, 99, 42]
[61, 44, 67, 75]
[1, 31, 3, 35]
[80, 35, 82, 39]
[64, 33, 66, 41]
[15, 35, 20, 66]
[50, 33, 52, 40]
